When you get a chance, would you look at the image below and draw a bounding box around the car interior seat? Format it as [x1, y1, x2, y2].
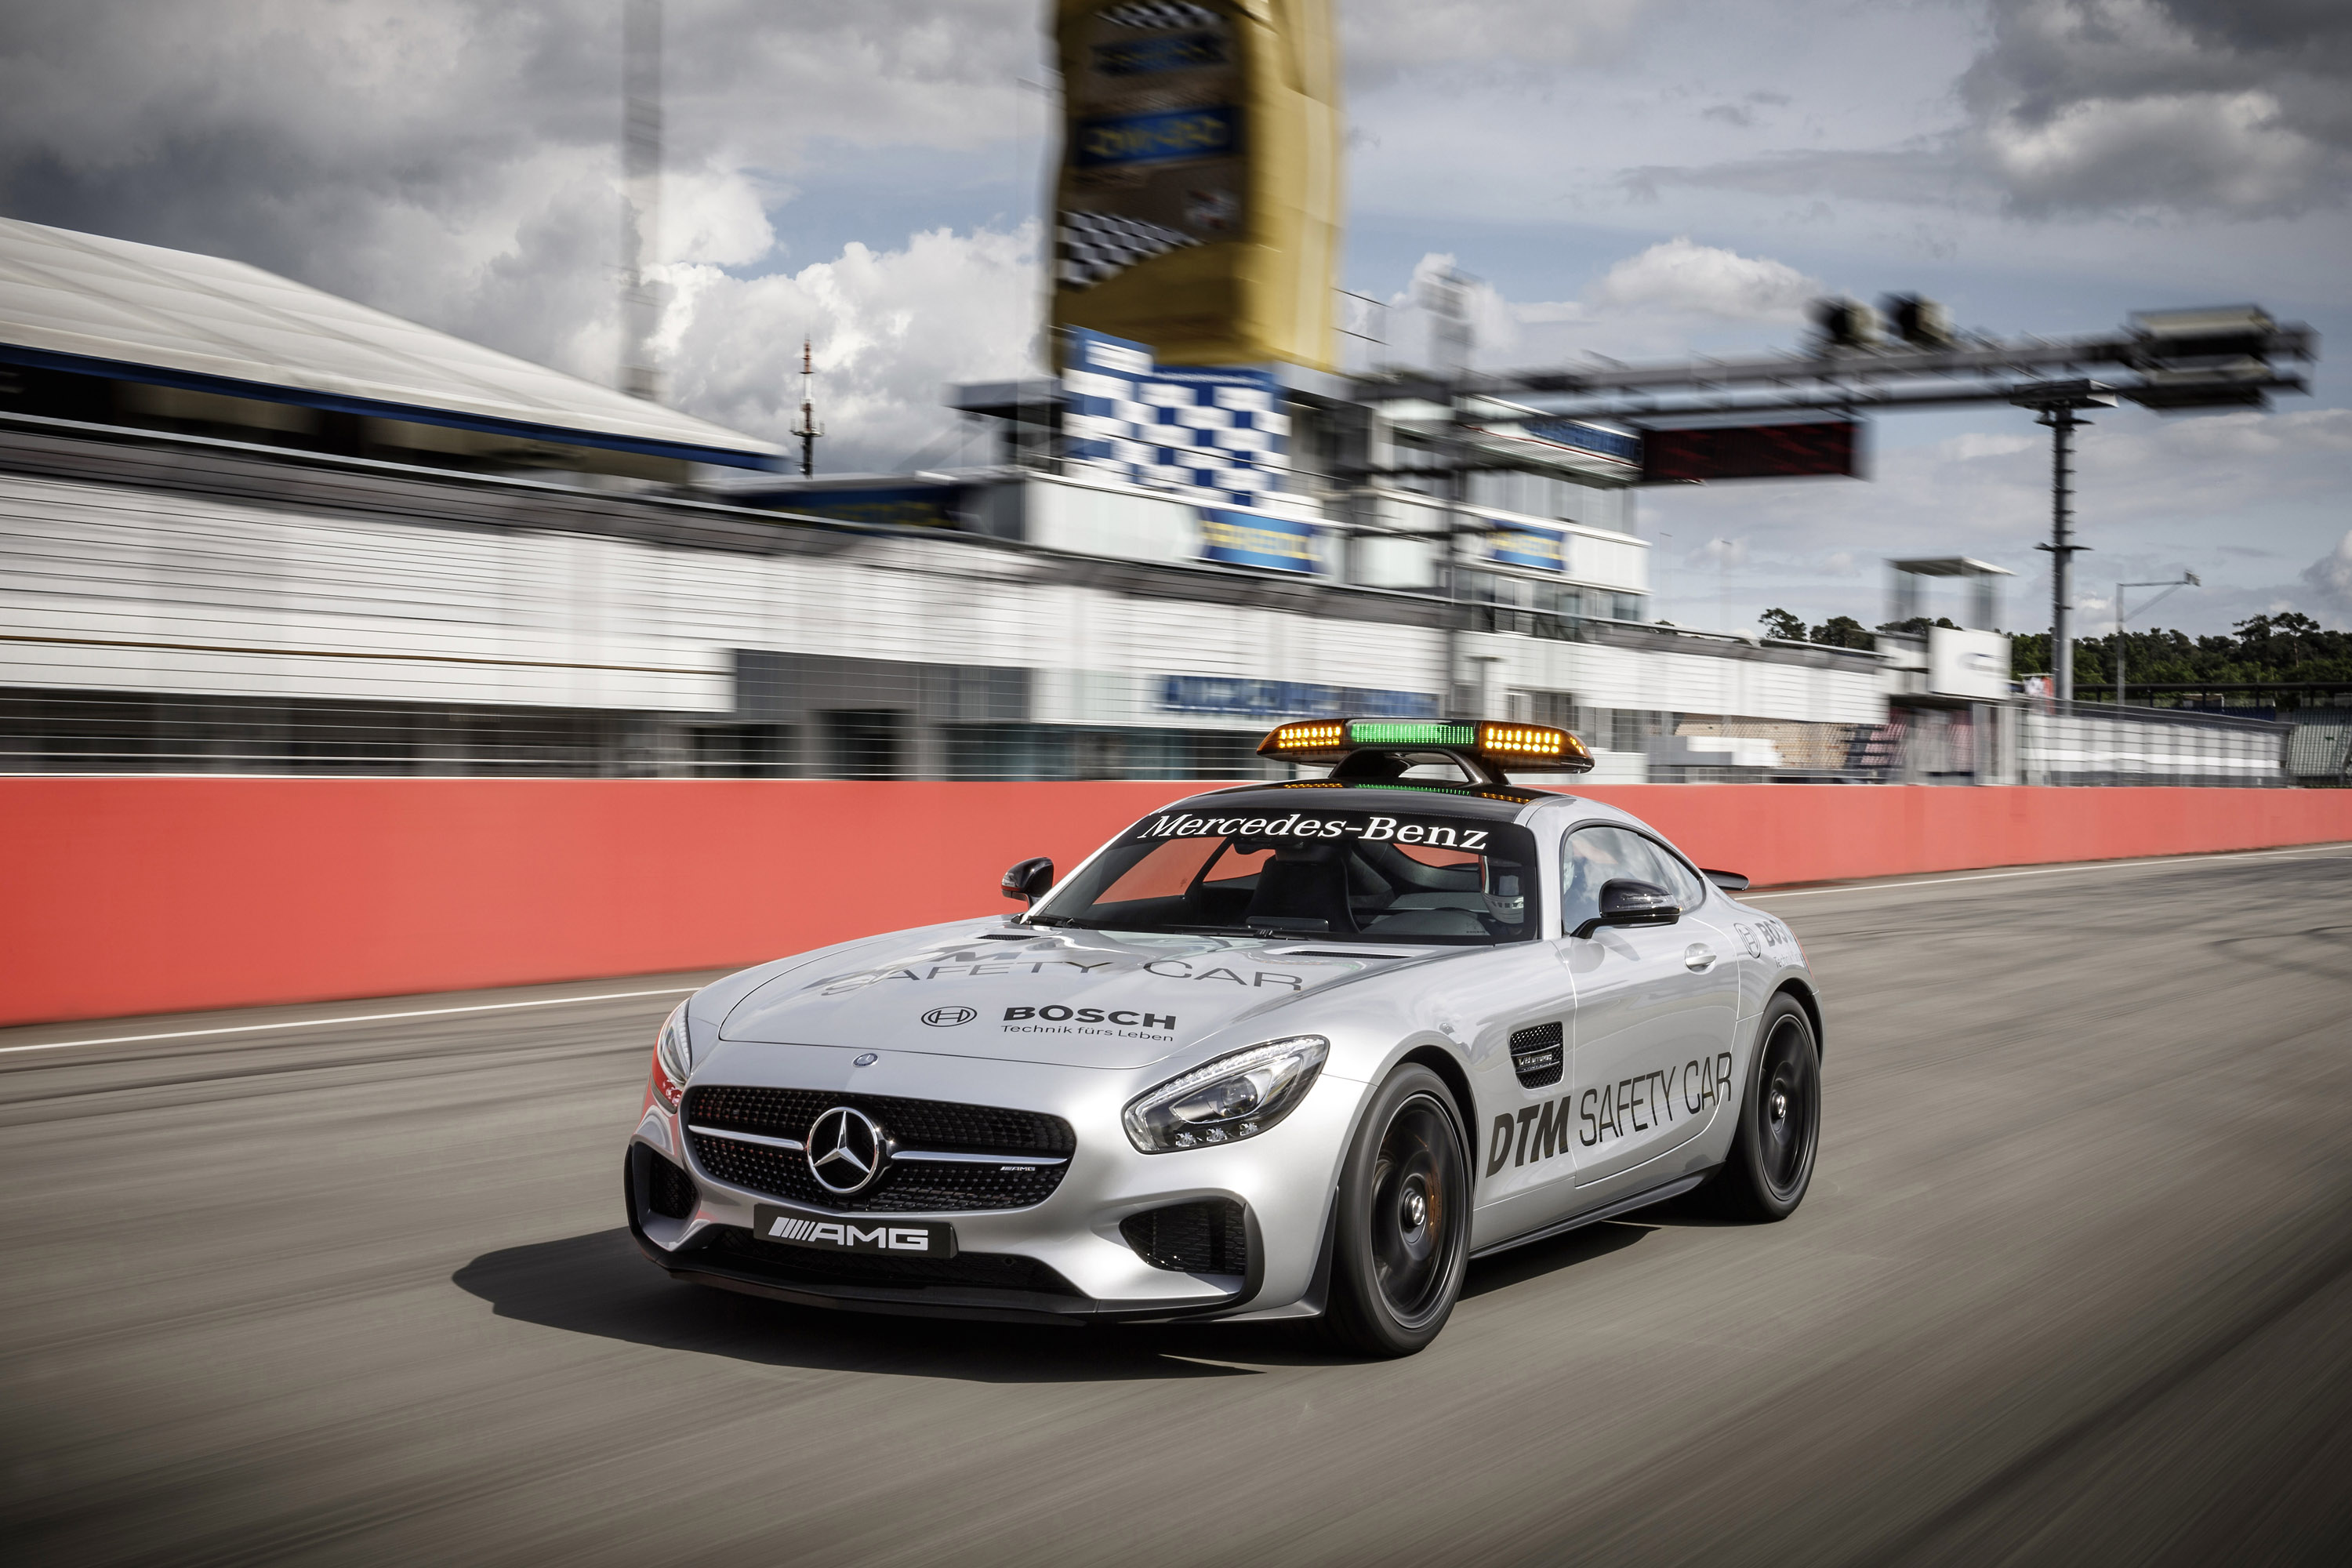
[1243, 843, 1357, 933]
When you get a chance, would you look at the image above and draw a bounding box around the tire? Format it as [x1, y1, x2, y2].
[1703, 993, 1821, 1221]
[1322, 1065, 1473, 1358]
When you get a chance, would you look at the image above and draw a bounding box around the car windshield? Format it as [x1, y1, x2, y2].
[1031, 803, 1542, 945]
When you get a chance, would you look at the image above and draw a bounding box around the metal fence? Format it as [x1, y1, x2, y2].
[2286, 720, 2352, 787]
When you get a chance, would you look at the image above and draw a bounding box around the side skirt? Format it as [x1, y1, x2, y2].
[1468, 1171, 1711, 1261]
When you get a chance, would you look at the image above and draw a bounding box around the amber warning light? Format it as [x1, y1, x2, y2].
[1257, 717, 1593, 774]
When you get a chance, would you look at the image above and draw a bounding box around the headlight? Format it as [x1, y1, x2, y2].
[649, 1000, 692, 1112]
[1123, 1035, 1328, 1153]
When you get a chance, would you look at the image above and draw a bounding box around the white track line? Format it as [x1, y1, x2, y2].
[0, 985, 699, 1057]
[1745, 842, 2352, 902]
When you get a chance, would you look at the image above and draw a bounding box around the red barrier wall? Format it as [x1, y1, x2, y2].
[5, 779, 2349, 1027]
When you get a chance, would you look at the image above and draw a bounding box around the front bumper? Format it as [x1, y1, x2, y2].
[625, 1043, 1358, 1323]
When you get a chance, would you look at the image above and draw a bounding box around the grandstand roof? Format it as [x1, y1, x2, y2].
[0, 217, 781, 470]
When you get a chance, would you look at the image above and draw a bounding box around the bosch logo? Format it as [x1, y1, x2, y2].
[806, 1106, 888, 1196]
[922, 1006, 978, 1027]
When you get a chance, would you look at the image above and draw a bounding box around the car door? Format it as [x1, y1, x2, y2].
[1557, 825, 1740, 1188]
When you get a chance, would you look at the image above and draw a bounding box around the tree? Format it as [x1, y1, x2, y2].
[1811, 615, 1875, 650]
[1758, 608, 1807, 641]
[2013, 615, 2352, 709]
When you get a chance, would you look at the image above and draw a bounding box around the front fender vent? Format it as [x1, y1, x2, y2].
[1509, 1022, 1564, 1088]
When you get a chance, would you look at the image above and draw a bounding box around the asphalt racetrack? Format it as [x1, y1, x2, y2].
[5, 845, 2352, 1566]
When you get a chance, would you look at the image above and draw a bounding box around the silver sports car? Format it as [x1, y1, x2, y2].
[625, 719, 1823, 1356]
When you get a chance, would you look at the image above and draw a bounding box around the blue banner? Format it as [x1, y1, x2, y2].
[1523, 418, 1642, 466]
[1489, 521, 1566, 572]
[1075, 105, 1240, 169]
[1158, 677, 1439, 721]
[1199, 508, 1319, 573]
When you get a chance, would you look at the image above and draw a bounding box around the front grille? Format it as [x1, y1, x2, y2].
[706, 1226, 1083, 1296]
[641, 1149, 699, 1219]
[1122, 1200, 1249, 1275]
[682, 1084, 1076, 1214]
[1510, 1022, 1564, 1087]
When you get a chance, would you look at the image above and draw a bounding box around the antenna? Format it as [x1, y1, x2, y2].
[790, 338, 823, 477]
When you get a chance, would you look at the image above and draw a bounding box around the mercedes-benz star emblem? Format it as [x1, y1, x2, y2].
[923, 1006, 977, 1027]
[806, 1105, 887, 1196]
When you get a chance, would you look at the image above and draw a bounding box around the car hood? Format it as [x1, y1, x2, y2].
[715, 924, 1411, 1069]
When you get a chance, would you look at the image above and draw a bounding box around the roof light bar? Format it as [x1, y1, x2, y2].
[1255, 717, 1594, 774]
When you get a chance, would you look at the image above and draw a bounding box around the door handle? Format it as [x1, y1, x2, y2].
[1684, 944, 1717, 971]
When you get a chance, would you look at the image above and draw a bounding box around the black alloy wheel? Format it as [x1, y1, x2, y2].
[1324, 1065, 1472, 1357]
[1704, 993, 1820, 1221]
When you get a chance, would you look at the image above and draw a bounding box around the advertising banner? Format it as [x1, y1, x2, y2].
[1521, 418, 1642, 468]
[1488, 521, 1566, 572]
[1198, 506, 1319, 572]
[1052, 0, 1341, 372]
[1157, 676, 1438, 720]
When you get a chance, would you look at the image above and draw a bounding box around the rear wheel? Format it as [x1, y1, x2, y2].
[1323, 1065, 1472, 1358]
[1704, 993, 1820, 1221]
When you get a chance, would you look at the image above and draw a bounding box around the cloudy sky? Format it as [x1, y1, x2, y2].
[3, 0, 2347, 634]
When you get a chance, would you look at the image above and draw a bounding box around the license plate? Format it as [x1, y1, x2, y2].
[750, 1203, 957, 1259]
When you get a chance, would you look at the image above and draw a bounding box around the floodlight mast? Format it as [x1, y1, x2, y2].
[2009, 381, 2118, 705]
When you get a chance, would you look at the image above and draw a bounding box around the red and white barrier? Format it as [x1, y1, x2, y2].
[5, 778, 2347, 1027]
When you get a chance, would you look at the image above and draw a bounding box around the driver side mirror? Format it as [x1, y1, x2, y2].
[1001, 856, 1054, 905]
[1571, 878, 1682, 940]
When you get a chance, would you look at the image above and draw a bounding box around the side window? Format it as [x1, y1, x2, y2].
[1561, 826, 1704, 935]
[1640, 838, 1709, 909]
[1560, 826, 1650, 935]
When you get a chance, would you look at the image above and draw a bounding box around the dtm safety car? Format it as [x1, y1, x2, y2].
[625, 718, 1823, 1356]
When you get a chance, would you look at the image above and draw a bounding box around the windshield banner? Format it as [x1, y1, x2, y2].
[1133, 809, 1494, 851]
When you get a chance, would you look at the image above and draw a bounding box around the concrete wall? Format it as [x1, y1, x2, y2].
[7, 778, 2350, 1027]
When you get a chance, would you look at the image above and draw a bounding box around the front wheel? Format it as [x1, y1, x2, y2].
[1703, 993, 1821, 1221]
[1323, 1065, 1472, 1358]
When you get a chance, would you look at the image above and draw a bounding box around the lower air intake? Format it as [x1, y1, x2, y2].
[642, 1150, 699, 1220]
[1122, 1199, 1249, 1275]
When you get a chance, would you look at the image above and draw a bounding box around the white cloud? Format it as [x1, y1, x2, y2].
[1584, 236, 1819, 321]
[662, 169, 780, 270]
[661, 222, 1040, 473]
[2303, 531, 2352, 614]
[1983, 89, 2332, 216]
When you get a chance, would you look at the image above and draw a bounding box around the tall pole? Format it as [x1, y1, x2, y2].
[2034, 405, 2089, 705]
[619, 0, 662, 401]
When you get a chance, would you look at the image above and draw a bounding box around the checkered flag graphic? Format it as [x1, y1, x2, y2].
[1098, 1, 1221, 29]
[1058, 210, 1200, 290]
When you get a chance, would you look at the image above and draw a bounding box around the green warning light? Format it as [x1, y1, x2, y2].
[1345, 720, 1477, 748]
